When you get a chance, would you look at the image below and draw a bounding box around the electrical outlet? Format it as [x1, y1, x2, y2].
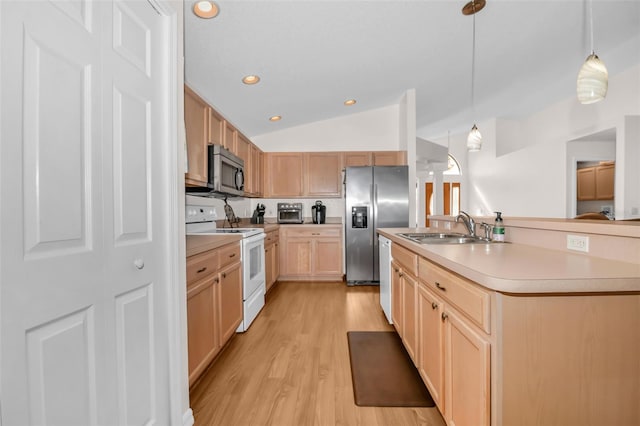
[567, 235, 589, 252]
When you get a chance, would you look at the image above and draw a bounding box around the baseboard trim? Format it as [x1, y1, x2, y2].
[183, 408, 195, 426]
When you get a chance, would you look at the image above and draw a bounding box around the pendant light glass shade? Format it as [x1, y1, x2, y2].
[577, 53, 608, 104]
[467, 124, 482, 151]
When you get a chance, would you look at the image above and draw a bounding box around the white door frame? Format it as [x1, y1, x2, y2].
[145, 1, 191, 425]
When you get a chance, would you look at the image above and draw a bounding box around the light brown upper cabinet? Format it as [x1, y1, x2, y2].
[305, 152, 343, 197]
[265, 153, 305, 197]
[223, 121, 237, 153]
[344, 152, 373, 167]
[184, 85, 211, 187]
[577, 163, 615, 201]
[373, 151, 407, 166]
[343, 151, 407, 167]
[595, 163, 614, 199]
[209, 108, 224, 146]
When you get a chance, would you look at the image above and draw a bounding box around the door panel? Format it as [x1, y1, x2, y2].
[1, 1, 172, 423]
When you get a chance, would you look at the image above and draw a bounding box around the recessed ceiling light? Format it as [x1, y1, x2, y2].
[242, 75, 260, 85]
[269, 115, 282, 122]
[344, 99, 357, 106]
[193, 1, 219, 19]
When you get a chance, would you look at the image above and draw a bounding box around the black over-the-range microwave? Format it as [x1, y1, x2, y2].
[186, 145, 245, 197]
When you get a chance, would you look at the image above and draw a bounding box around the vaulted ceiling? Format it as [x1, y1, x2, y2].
[185, 1, 640, 140]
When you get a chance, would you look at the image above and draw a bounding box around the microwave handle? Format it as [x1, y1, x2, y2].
[235, 168, 245, 191]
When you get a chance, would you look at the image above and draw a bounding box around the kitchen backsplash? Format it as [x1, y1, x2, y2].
[186, 194, 345, 221]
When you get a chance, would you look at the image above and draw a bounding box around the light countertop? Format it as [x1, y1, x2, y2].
[378, 228, 640, 294]
[186, 234, 242, 258]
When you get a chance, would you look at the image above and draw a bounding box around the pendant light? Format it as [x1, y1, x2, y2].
[577, 0, 608, 104]
[463, 0, 485, 152]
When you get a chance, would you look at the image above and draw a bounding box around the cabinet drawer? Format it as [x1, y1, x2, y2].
[418, 257, 490, 334]
[218, 242, 241, 269]
[187, 249, 218, 285]
[282, 226, 341, 238]
[392, 243, 418, 276]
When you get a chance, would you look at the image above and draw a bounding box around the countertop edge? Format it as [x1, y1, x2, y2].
[378, 228, 640, 294]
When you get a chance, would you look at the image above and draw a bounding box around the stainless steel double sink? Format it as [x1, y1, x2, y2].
[398, 232, 498, 244]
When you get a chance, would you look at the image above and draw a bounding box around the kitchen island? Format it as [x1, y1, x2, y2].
[378, 227, 640, 426]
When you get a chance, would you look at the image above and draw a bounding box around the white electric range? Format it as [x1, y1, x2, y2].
[186, 205, 266, 332]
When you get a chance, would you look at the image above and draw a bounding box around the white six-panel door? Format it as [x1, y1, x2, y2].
[1, 1, 176, 424]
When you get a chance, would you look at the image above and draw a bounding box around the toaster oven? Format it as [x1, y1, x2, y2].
[277, 203, 304, 224]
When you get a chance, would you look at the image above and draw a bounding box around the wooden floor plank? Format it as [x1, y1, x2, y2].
[190, 281, 446, 426]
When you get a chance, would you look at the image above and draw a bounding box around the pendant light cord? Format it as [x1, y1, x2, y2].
[471, 2, 477, 118]
[589, 0, 594, 54]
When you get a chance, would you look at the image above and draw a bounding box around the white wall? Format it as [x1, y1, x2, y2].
[435, 64, 640, 219]
[252, 104, 400, 151]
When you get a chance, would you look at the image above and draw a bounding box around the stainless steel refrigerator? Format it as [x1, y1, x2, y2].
[345, 166, 409, 284]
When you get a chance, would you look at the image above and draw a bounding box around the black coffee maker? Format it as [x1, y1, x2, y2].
[311, 200, 326, 224]
[251, 203, 266, 224]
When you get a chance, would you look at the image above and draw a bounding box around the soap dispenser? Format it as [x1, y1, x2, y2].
[493, 212, 505, 242]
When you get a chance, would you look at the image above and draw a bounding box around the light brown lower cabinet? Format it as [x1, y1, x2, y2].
[279, 225, 342, 281]
[186, 242, 242, 386]
[390, 239, 639, 426]
[264, 229, 280, 291]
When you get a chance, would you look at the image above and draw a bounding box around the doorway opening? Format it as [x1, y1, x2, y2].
[425, 155, 461, 226]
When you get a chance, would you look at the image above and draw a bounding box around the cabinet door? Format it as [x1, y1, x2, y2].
[223, 121, 237, 153]
[266, 153, 304, 197]
[373, 151, 406, 166]
[577, 167, 596, 201]
[186, 276, 219, 385]
[391, 261, 403, 335]
[281, 238, 312, 275]
[184, 86, 210, 186]
[344, 152, 372, 167]
[209, 108, 224, 146]
[235, 134, 250, 166]
[313, 238, 343, 276]
[444, 309, 490, 426]
[254, 149, 264, 197]
[265, 244, 275, 291]
[273, 241, 280, 281]
[595, 163, 614, 200]
[305, 152, 343, 196]
[402, 272, 418, 363]
[247, 143, 263, 197]
[417, 284, 444, 410]
[219, 261, 243, 344]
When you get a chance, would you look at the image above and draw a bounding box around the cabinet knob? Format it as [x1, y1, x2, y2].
[229, 253, 236, 258]
[399, 272, 404, 278]
[435, 282, 446, 291]
[431, 302, 438, 310]
[214, 277, 219, 283]
[134, 259, 145, 270]
[222, 272, 227, 279]
[394, 268, 399, 273]
[441, 312, 448, 322]
[197, 267, 207, 274]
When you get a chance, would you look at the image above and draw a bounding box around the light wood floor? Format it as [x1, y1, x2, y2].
[190, 281, 446, 426]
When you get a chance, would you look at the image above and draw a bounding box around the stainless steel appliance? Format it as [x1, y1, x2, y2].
[185, 205, 266, 332]
[312, 200, 326, 224]
[277, 202, 303, 224]
[186, 145, 245, 197]
[344, 166, 409, 284]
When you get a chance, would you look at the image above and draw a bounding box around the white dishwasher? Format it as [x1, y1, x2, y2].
[378, 235, 392, 324]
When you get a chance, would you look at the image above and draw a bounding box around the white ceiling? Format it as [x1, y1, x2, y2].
[184, 1, 640, 141]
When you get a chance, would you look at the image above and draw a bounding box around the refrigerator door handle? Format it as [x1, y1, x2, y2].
[372, 183, 378, 232]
